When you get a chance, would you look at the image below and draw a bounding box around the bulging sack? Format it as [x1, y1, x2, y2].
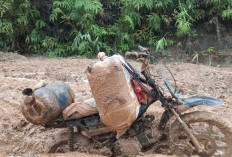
[22, 82, 75, 125]
[86, 55, 140, 138]
[63, 98, 98, 120]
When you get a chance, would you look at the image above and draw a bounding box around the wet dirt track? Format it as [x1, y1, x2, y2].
[0, 52, 231, 156]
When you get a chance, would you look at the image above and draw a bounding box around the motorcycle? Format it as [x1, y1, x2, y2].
[30, 46, 232, 156]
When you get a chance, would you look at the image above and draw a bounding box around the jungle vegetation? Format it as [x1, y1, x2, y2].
[0, 0, 232, 57]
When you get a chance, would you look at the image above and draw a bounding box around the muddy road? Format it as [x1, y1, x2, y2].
[0, 52, 231, 156]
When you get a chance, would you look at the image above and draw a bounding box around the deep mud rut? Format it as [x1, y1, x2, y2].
[0, 52, 231, 156]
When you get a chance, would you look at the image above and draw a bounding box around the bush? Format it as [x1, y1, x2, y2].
[0, 0, 232, 57]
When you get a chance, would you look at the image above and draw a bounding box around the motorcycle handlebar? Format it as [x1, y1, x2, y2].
[125, 51, 148, 59]
[138, 45, 148, 52]
[125, 51, 139, 58]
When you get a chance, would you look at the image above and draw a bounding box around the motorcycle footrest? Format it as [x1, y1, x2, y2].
[136, 131, 153, 148]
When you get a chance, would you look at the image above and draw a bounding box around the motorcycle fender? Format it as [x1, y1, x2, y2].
[178, 96, 224, 113]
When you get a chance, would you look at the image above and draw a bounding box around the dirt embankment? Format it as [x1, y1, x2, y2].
[0, 52, 231, 156]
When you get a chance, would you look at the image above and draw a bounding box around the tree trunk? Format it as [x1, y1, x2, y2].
[215, 16, 222, 48]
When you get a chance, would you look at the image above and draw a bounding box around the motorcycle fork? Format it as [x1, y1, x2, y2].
[169, 108, 203, 152]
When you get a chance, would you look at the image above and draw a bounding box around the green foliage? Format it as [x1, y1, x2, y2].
[206, 47, 214, 54]
[121, 0, 153, 11]
[0, 0, 232, 57]
[147, 13, 161, 31]
[156, 37, 173, 51]
[174, 1, 194, 37]
[222, 7, 232, 20]
[175, 9, 192, 37]
[156, 37, 168, 51]
[192, 51, 199, 64]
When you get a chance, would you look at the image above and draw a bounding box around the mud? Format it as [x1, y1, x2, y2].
[0, 52, 232, 156]
[114, 137, 142, 156]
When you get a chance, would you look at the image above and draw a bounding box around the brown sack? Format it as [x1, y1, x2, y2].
[86, 55, 140, 138]
[63, 98, 98, 120]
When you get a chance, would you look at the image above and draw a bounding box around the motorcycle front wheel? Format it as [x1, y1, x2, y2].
[169, 111, 232, 157]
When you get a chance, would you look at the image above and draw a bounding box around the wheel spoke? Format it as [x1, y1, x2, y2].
[170, 111, 232, 157]
[217, 146, 227, 149]
[202, 139, 208, 147]
[207, 124, 213, 135]
[216, 143, 228, 149]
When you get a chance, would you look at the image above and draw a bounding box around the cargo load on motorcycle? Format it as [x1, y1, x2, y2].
[21, 54, 149, 138]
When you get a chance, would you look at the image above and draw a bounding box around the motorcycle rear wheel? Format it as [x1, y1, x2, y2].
[47, 130, 113, 156]
[170, 111, 232, 157]
[47, 131, 90, 153]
